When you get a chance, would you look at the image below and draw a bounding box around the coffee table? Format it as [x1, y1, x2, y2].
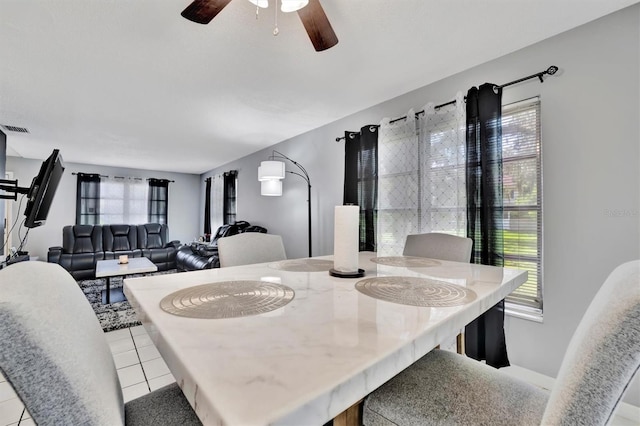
[96, 257, 158, 304]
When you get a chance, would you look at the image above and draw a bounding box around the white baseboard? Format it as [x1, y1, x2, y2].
[500, 364, 640, 424]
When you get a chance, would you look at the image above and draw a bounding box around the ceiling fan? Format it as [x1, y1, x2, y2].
[181, 0, 339, 52]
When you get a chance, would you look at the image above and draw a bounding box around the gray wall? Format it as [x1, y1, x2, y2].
[5, 156, 201, 260]
[202, 6, 640, 404]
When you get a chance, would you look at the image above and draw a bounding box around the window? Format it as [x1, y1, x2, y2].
[76, 173, 101, 225]
[76, 175, 157, 225]
[99, 177, 148, 224]
[502, 97, 543, 313]
[223, 170, 238, 225]
[148, 179, 169, 224]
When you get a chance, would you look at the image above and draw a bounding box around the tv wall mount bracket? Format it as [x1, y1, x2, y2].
[0, 179, 30, 200]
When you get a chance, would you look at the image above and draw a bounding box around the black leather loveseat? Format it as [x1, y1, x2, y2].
[176, 221, 266, 272]
[48, 223, 180, 280]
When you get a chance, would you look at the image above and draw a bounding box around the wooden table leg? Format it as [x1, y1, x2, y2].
[333, 400, 362, 426]
[456, 332, 465, 354]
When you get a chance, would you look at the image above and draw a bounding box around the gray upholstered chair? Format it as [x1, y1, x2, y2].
[403, 232, 472, 262]
[0, 261, 201, 426]
[218, 233, 287, 267]
[364, 260, 640, 425]
[404, 232, 473, 353]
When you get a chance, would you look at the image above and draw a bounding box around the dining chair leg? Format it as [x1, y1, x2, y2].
[456, 332, 465, 354]
[333, 400, 362, 426]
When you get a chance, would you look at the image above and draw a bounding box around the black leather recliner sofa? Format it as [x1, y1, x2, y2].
[176, 221, 266, 272]
[48, 223, 180, 280]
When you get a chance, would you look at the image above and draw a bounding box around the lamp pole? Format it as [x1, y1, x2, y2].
[270, 150, 312, 258]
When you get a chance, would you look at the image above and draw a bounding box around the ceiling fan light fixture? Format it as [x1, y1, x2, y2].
[248, 0, 269, 8]
[280, 0, 309, 13]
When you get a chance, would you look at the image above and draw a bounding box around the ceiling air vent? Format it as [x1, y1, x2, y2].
[1, 125, 30, 133]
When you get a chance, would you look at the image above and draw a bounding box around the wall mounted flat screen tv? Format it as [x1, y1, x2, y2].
[23, 149, 65, 228]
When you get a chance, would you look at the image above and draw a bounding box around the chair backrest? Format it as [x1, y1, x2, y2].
[403, 233, 472, 263]
[0, 262, 124, 425]
[541, 260, 640, 425]
[63, 224, 103, 254]
[138, 223, 168, 249]
[104, 224, 137, 252]
[218, 233, 287, 267]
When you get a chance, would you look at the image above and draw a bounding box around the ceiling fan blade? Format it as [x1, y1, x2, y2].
[181, 0, 234, 24]
[297, 0, 338, 52]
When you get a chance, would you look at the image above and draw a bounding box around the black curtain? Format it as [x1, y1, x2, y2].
[76, 173, 101, 225]
[464, 83, 509, 368]
[148, 179, 169, 224]
[204, 177, 212, 237]
[223, 170, 237, 225]
[343, 125, 378, 252]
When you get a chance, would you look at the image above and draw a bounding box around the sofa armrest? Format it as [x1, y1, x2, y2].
[205, 255, 220, 269]
[47, 246, 63, 264]
[165, 240, 181, 249]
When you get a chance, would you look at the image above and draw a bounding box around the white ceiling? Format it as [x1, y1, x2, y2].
[1, 0, 637, 174]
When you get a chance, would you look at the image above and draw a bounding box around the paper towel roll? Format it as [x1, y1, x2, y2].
[334, 205, 360, 273]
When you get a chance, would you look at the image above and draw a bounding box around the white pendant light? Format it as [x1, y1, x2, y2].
[258, 161, 285, 181]
[261, 179, 283, 196]
[280, 0, 309, 12]
[248, 0, 269, 8]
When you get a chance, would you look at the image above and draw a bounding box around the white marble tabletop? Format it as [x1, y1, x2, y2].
[124, 252, 526, 426]
[96, 257, 157, 278]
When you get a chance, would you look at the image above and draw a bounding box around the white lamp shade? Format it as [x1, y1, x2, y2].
[261, 179, 283, 196]
[280, 0, 309, 12]
[248, 0, 269, 8]
[258, 161, 285, 181]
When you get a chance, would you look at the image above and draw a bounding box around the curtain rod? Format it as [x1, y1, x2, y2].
[72, 172, 174, 182]
[335, 65, 558, 142]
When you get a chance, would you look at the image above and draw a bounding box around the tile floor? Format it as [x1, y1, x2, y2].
[1, 325, 175, 426]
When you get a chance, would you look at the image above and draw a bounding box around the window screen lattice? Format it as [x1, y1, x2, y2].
[377, 93, 467, 256]
[502, 98, 543, 310]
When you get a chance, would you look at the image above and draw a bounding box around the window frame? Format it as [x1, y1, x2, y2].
[501, 97, 544, 318]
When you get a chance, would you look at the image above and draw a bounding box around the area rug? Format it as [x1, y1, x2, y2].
[77, 269, 177, 333]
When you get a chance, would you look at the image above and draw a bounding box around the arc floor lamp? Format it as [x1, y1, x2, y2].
[258, 150, 312, 257]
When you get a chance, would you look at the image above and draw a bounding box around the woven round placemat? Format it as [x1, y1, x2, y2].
[370, 256, 441, 268]
[355, 276, 476, 307]
[269, 259, 334, 272]
[159, 280, 295, 319]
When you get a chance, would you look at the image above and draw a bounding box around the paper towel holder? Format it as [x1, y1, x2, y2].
[329, 268, 365, 278]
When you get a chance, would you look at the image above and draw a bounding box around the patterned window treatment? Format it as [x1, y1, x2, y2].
[343, 125, 378, 252]
[76, 173, 101, 225]
[148, 179, 169, 224]
[464, 83, 508, 369]
[377, 111, 419, 255]
[420, 92, 467, 238]
[204, 177, 212, 236]
[223, 170, 238, 225]
[377, 93, 467, 256]
[212, 174, 224, 232]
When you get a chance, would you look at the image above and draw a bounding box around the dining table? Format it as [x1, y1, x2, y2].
[124, 251, 527, 426]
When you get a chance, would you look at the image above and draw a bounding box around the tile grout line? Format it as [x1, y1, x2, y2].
[129, 328, 151, 393]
